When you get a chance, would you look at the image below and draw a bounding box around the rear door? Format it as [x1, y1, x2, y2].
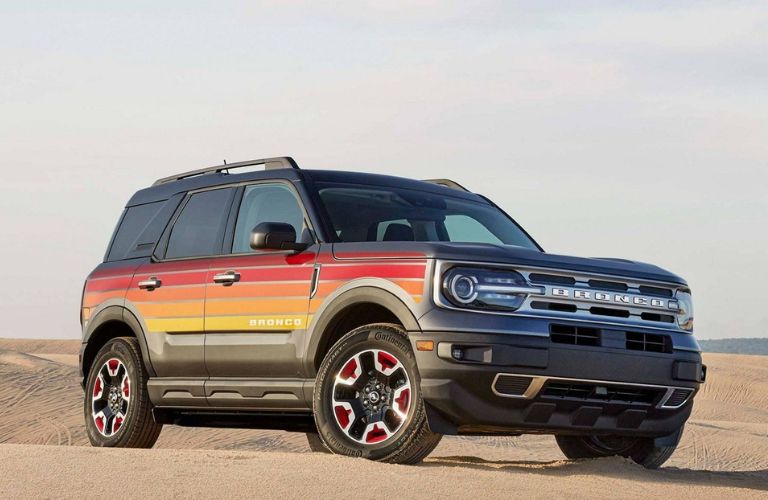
[129, 187, 236, 385]
[204, 181, 318, 383]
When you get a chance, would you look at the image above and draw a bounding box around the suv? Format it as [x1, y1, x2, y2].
[80, 156, 704, 467]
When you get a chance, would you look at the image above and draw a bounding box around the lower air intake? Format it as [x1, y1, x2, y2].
[662, 389, 693, 408]
[493, 375, 534, 397]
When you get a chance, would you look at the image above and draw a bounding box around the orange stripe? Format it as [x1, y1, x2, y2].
[206, 298, 309, 316]
[126, 286, 206, 303]
[136, 302, 205, 318]
[83, 290, 126, 308]
[314, 279, 424, 299]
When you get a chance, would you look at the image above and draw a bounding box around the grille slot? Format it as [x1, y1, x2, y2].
[640, 312, 675, 323]
[626, 332, 672, 353]
[587, 279, 628, 292]
[550, 324, 601, 346]
[639, 285, 673, 298]
[528, 273, 576, 286]
[531, 301, 578, 313]
[541, 381, 661, 406]
[589, 307, 630, 318]
[663, 389, 693, 408]
[493, 375, 534, 397]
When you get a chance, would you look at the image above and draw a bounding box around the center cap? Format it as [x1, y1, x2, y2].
[368, 391, 380, 403]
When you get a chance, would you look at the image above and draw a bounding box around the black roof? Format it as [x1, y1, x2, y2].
[126, 161, 484, 207]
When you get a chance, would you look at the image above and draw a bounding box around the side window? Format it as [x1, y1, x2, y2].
[443, 215, 502, 244]
[107, 201, 165, 261]
[165, 188, 234, 259]
[232, 184, 307, 253]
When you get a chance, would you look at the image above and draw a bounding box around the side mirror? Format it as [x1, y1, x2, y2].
[250, 222, 308, 252]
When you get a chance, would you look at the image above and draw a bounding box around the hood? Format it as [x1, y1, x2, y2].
[332, 242, 687, 286]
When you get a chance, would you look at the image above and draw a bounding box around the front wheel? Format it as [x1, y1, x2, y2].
[313, 323, 442, 464]
[84, 337, 162, 448]
[555, 426, 684, 469]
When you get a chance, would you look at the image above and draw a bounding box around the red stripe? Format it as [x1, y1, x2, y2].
[321, 264, 425, 281]
[85, 276, 134, 292]
[211, 253, 316, 268]
[132, 270, 208, 287]
[235, 267, 315, 283]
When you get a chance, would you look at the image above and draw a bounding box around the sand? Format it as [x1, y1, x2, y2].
[0, 339, 766, 498]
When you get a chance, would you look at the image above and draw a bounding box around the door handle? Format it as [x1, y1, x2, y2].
[213, 271, 241, 286]
[138, 277, 162, 290]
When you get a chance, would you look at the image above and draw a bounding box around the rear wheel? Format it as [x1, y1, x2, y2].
[555, 426, 684, 469]
[313, 323, 442, 464]
[84, 337, 162, 448]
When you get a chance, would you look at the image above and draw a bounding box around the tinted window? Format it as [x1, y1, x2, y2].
[166, 188, 234, 259]
[107, 201, 165, 261]
[444, 215, 503, 244]
[233, 184, 306, 253]
[316, 183, 539, 250]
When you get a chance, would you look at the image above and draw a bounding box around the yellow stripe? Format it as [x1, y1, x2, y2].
[145, 317, 204, 332]
[206, 314, 312, 331]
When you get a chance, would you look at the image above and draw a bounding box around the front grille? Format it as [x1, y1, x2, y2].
[518, 269, 679, 328]
[626, 332, 672, 353]
[493, 375, 533, 396]
[662, 388, 693, 408]
[541, 381, 662, 406]
[550, 324, 601, 346]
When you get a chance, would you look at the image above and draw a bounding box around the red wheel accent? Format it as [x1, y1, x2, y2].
[113, 416, 124, 433]
[93, 377, 102, 398]
[340, 358, 358, 380]
[107, 359, 119, 375]
[365, 424, 389, 444]
[334, 405, 352, 429]
[394, 388, 410, 414]
[122, 377, 130, 398]
[377, 351, 397, 371]
[94, 414, 105, 432]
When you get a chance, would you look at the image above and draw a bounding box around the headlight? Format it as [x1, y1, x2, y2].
[675, 289, 694, 331]
[442, 266, 541, 312]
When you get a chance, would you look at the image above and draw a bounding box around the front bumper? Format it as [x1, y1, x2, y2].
[409, 328, 705, 438]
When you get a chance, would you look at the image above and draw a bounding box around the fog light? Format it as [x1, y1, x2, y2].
[452, 347, 464, 360]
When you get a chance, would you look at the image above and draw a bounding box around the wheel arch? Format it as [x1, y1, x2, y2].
[305, 283, 422, 376]
[81, 306, 155, 383]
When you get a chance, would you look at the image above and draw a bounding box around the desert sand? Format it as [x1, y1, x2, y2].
[0, 339, 766, 498]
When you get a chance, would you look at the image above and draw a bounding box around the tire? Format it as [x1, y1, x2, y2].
[555, 426, 684, 469]
[313, 323, 442, 464]
[84, 337, 162, 448]
[305, 432, 331, 453]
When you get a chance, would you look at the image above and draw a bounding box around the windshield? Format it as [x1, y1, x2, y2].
[315, 182, 540, 250]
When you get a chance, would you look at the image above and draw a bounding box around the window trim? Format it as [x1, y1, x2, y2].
[153, 185, 238, 263]
[225, 179, 318, 257]
[152, 180, 319, 263]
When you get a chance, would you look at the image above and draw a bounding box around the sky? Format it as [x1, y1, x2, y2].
[0, 1, 766, 340]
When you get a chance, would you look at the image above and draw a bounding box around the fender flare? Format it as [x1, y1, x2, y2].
[82, 305, 155, 379]
[304, 281, 422, 375]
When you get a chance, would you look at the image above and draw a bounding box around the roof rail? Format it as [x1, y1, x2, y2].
[423, 178, 470, 192]
[153, 156, 299, 186]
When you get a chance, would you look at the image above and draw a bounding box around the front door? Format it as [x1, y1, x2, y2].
[204, 182, 317, 379]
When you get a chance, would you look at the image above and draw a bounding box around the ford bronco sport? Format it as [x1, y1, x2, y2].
[80, 156, 704, 467]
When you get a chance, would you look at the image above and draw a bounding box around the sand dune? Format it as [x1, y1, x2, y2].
[0, 339, 766, 498]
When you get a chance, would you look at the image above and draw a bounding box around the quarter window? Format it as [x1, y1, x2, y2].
[165, 188, 234, 259]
